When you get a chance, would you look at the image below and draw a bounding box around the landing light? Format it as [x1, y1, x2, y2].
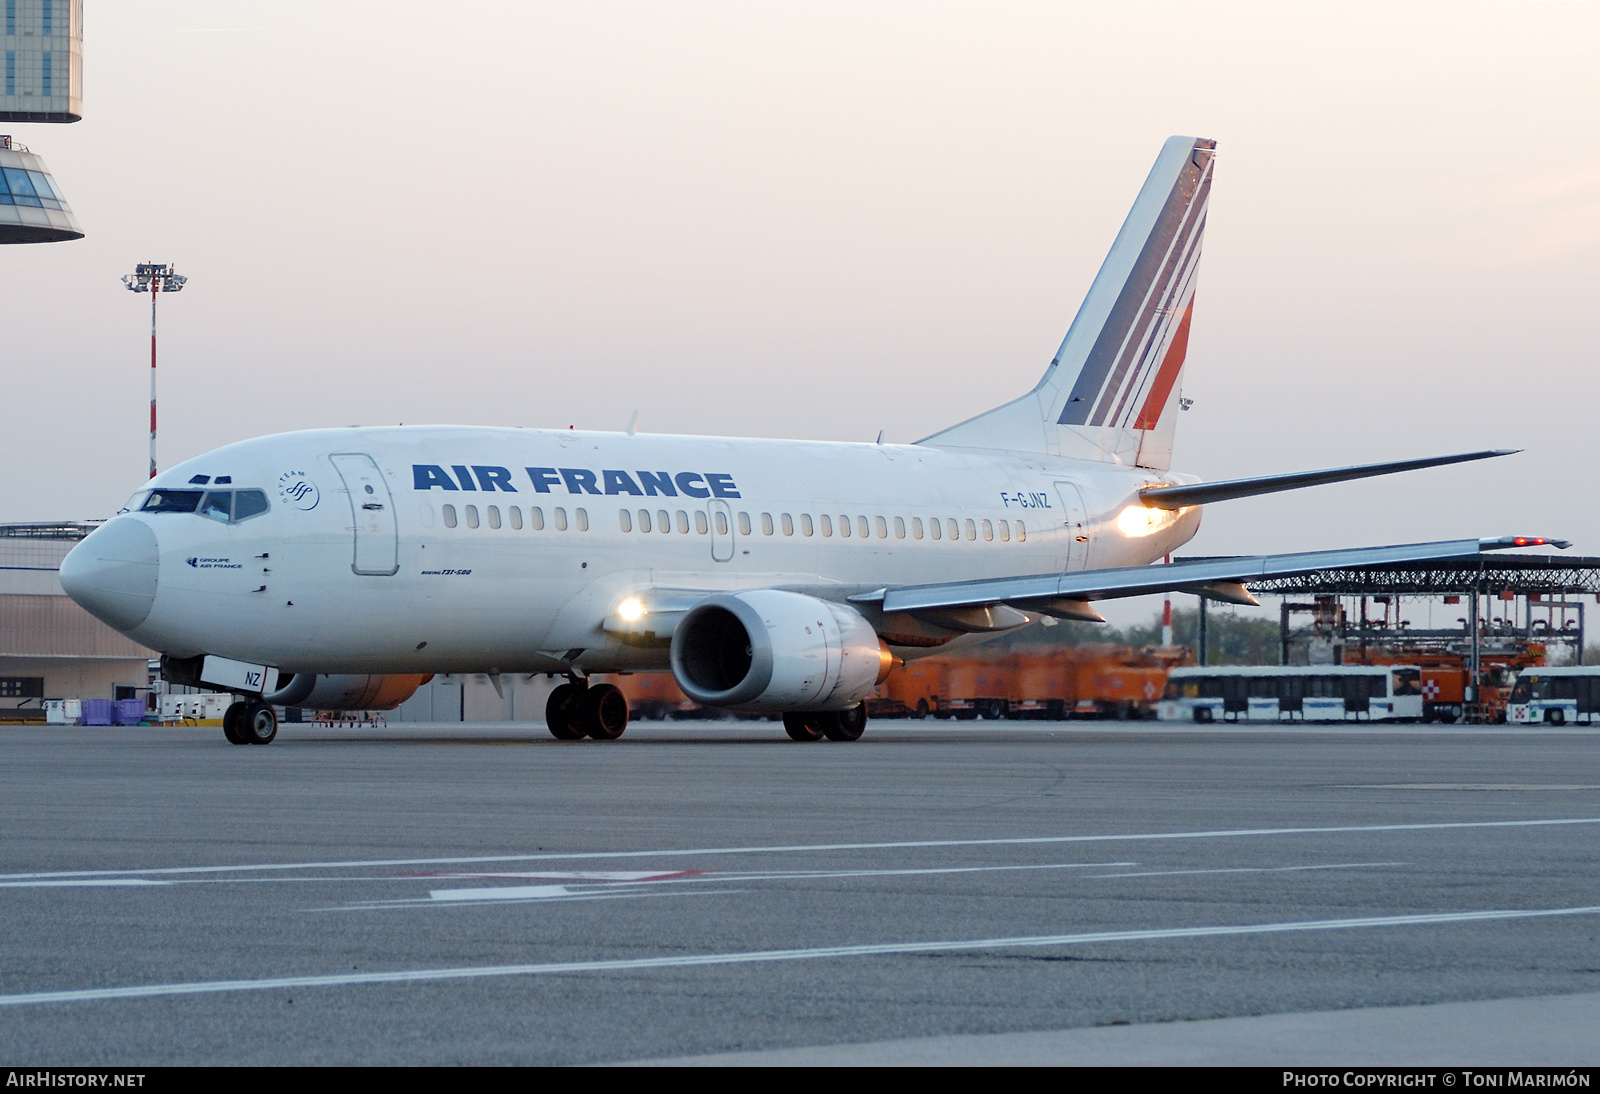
[618, 597, 646, 622]
[1117, 504, 1186, 538]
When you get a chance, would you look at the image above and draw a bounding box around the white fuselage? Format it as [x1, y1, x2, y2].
[96, 426, 1203, 676]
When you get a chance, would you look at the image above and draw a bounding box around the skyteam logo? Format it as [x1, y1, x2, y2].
[277, 471, 320, 511]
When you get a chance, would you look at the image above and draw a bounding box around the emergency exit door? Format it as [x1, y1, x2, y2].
[330, 453, 400, 576]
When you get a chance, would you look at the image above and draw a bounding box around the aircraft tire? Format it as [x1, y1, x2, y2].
[582, 684, 630, 740]
[545, 683, 586, 740]
[242, 700, 278, 745]
[820, 705, 867, 742]
[783, 712, 825, 741]
[222, 701, 250, 745]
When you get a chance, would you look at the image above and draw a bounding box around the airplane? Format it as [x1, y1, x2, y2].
[59, 136, 1559, 746]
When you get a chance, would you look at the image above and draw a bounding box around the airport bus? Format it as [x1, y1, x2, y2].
[1158, 665, 1423, 723]
[1506, 668, 1600, 725]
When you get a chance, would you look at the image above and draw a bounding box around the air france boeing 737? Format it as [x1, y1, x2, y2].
[60, 137, 1554, 745]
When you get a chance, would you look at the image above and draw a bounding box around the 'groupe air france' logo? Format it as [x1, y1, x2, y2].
[277, 471, 319, 511]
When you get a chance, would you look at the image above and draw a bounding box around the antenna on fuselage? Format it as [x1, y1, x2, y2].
[627, 410, 639, 436]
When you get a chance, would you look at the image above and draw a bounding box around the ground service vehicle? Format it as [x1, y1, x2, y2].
[1159, 665, 1424, 723]
[1507, 667, 1600, 725]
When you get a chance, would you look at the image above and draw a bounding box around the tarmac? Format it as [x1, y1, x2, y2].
[1, 719, 1597, 1066]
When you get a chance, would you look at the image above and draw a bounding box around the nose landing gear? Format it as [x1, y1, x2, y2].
[222, 699, 279, 745]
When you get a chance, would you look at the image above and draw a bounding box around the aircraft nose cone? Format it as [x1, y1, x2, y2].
[59, 518, 160, 632]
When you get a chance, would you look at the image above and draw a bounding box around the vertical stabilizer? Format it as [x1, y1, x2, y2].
[918, 136, 1214, 469]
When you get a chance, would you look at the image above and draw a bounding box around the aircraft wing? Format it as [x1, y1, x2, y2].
[852, 536, 1568, 620]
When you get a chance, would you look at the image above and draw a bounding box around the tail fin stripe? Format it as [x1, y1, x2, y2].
[1084, 164, 1212, 427]
[1059, 152, 1213, 427]
[1132, 297, 1195, 431]
[1103, 215, 1206, 429]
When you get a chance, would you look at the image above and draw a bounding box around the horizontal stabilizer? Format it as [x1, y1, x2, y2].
[855, 535, 1567, 616]
[1137, 450, 1517, 511]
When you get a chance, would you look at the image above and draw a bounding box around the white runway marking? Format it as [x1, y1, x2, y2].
[4, 904, 1598, 1009]
[0, 879, 172, 889]
[1087, 862, 1405, 880]
[430, 885, 572, 902]
[0, 817, 1593, 883]
[1340, 785, 1600, 792]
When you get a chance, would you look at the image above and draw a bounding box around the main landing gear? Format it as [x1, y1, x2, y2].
[222, 699, 278, 745]
[545, 680, 630, 741]
[783, 704, 867, 742]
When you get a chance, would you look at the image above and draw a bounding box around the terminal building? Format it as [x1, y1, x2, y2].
[0, 523, 152, 719]
[1, 0, 82, 244]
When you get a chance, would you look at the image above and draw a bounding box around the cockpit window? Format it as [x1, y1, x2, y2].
[119, 491, 149, 514]
[200, 492, 233, 522]
[141, 490, 205, 514]
[232, 490, 269, 522]
[141, 488, 269, 522]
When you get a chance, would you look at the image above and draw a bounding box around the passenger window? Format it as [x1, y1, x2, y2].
[554, 507, 568, 531]
[619, 509, 633, 532]
[893, 516, 905, 539]
[695, 510, 708, 534]
[443, 504, 458, 528]
[965, 519, 976, 541]
[760, 513, 774, 535]
[141, 489, 204, 514]
[781, 513, 794, 536]
[638, 510, 652, 533]
[715, 511, 729, 535]
[488, 505, 502, 530]
[658, 509, 671, 533]
[912, 517, 924, 540]
[1015, 521, 1025, 542]
[738, 512, 752, 536]
[981, 519, 993, 541]
[576, 508, 589, 531]
[999, 519, 1010, 541]
[465, 505, 480, 529]
[801, 514, 814, 537]
[929, 517, 941, 540]
[820, 514, 832, 537]
[509, 506, 523, 530]
[853, 516, 867, 538]
[947, 518, 959, 541]
[530, 506, 545, 530]
[233, 490, 269, 522]
[676, 511, 689, 534]
[199, 491, 232, 522]
[839, 515, 851, 538]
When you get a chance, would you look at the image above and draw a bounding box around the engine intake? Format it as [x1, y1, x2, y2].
[670, 591, 891, 711]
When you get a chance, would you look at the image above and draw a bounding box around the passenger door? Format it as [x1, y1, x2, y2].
[330, 453, 399, 576]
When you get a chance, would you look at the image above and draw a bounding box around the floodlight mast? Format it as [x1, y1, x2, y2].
[121, 263, 186, 479]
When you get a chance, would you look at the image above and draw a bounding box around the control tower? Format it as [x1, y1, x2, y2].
[1, 0, 82, 243]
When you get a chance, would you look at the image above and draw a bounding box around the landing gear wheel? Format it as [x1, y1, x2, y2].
[222, 701, 250, 745]
[783, 712, 825, 741]
[545, 683, 586, 740]
[820, 705, 867, 742]
[242, 700, 278, 745]
[582, 683, 630, 740]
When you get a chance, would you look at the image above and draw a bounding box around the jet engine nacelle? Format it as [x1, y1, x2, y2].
[670, 590, 892, 712]
[265, 673, 433, 711]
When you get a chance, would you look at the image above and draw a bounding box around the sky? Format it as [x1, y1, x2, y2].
[3, 2, 1598, 625]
